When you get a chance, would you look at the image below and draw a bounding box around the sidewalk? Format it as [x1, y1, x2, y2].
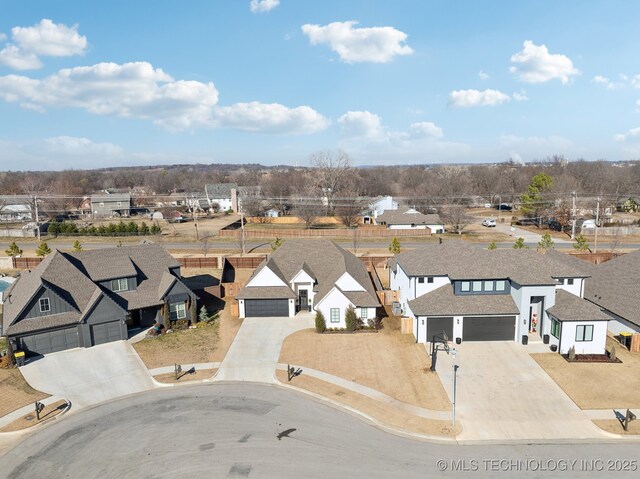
[149, 362, 221, 376]
[0, 396, 66, 429]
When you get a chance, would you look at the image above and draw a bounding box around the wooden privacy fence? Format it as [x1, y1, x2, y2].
[12, 257, 43, 269]
[218, 228, 431, 239]
[400, 317, 413, 335]
[230, 302, 239, 317]
[224, 255, 267, 269]
[359, 255, 393, 268]
[376, 290, 399, 306]
[630, 333, 640, 353]
[177, 257, 219, 268]
[221, 282, 244, 298]
[569, 252, 623, 265]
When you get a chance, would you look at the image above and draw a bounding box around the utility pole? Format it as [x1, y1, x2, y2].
[240, 209, 246, 255]
[570, 191, 577, 240]
[451, 348, 459, 428]
[34, 195, 41, 242]
[594, 197, 600, 254]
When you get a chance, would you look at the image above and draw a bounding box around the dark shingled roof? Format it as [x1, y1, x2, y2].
[236, 286, 296, 300]
[547, 289, 612, 322]
[237, 239, 379, 308]
[584, 250, 640, 327]
[395, 242, 589, 286]
[408, 284, 519, 316]
[205, 183, 237, 198]
[3, 244, 192, 336]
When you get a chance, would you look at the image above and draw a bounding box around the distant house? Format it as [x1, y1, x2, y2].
[205, 183, 237, 212]
[264, 208, 280, 218]
[376, 207, 445, 233]
[363, 196, 399, 224]
[91, 191, 132, 218]
[0, 196, 32, 222]
[236, 240, 380, 326]
[2, 244, 197, 356]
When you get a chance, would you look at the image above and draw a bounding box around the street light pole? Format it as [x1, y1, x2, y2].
[451, 348, 458, 428]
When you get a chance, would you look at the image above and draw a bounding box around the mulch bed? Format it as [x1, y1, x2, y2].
[563, 353, 622, 363]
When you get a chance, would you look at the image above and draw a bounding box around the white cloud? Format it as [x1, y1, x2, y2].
[512, 89, 528, 101]
[0, 19, 87, 71]
[614, 127, 640, 142]
[449, 89, 511, 107]
[0, 33, 6, 41]
[410, 121, 443, 139]
[478, 70, 489, 80]
[592, 75, 623, 90]
[301, 21, 413, 63]
[250, 0, 280, 13]
[631, 74, 640, 88]
[509, 40, 579, 84]
[0, 61, 328, 134]
[43, 136, 124, 156]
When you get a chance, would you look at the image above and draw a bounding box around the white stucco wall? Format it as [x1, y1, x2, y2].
[335, 272, 365, 291]
[388, 224, 427, 230]
[555, 278, 584, 297]
[605, 311, 640, 335]
[211, 198, 232, 211]
[288, 299, 296, 317]
[247, 266, 286, 287]
[391, 263, 412, 317]
[238, 299, 245, 318]
[315, 288, 354, 329]
[292, 281, 314, 310]
[415, 275, 450, 298]
[557, 320, 608, 354]
[511, 283, 556, 340]
[425, 224, 445, 234]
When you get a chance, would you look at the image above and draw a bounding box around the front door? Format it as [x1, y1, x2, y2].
[529, 297, 544, 333]
[298, 289, 309, 312]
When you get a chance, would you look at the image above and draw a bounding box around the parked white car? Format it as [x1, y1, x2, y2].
[482, 218, 497, 227]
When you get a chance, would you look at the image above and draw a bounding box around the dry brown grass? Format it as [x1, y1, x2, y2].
[532, 338, 640, 409]
[279, 317, 451, 411]
[593, 419, 640, 435]
[133, 299, 243, 369]
[276, 370, 459, 437]
[153, 368, 216, 383]
[0, 368, 50, 417]
[0, 399, 67, 433]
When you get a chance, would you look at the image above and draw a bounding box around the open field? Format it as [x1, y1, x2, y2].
[0, 367, 50, 417]
[593, 419, 640, 435]
[279, 315, 451, 411]
[532, 338, 640, 410]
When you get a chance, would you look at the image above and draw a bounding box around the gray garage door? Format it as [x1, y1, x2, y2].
[90, 321, 123, 346]
[426, 317, 454, 342]
[19, 327, 79, 355]
[244, 299, 289, 317]
[463, 316, 516, 341]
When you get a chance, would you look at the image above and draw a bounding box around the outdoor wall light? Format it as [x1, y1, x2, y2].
[456, 318, 460, 324]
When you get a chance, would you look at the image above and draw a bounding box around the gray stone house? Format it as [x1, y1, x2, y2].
[2, 244, 197, 355]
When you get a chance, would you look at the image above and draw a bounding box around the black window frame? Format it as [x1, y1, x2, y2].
[550, 318, 560, 338]
[575, 324, 593, 342]
[418, 277, 425, 284]
[427, 277, 434, 284]
[567, 278, 574, 285]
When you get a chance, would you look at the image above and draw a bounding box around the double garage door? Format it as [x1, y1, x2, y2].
[426, 315, 516, 342]
[19, 327, 79, 355]
[244, 299, 289, 317]
[90, 321, 123, 345]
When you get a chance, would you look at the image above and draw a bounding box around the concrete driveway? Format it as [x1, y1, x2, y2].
[435, 341, 607, 442]
[19, 341, 154, 409]
[215, 314, 314, 383]
[492, 221, 572, 244]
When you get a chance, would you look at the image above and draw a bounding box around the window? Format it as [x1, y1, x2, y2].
[495, 280, 506, 291]
[111, 278, 128, 292]
[567, 278, 574, 285]
[472, 281, 482, 292]
[484, 281, 494, 291]
[39, 297, 50, 313]
[427, 277, 434, 284]
[551, 319, 560, 338]
[461, 281, 470, 292]
[360, 308, 368, 320]
[330, 308, 340, 323]
[170, 301, 187, 321]
[557, 278, 565, 285]
[576, 325, 593, 342]
[418, 277, 424, 284]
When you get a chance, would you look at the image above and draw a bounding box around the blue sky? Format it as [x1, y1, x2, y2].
[1, 0, 640, 170]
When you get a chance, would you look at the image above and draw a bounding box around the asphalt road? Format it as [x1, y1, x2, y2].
[0, 384, 638, 478]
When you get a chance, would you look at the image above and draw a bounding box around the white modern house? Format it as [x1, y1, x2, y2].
[204, 183, 237, 212]
[363, 196, 399, 224]
[390, 242, 611, 354]
[377, 207, 445, 234]
[236, 240, 380, 327]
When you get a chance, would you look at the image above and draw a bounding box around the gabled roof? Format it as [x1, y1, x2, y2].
[408, 284, 519, 316]
[395, 242, 589, 286]
[547, 290, 612, 322]
[238, 240, 379, 307]
[377, 207, 443, 226]
[584, 250, 640, 327]
[205, 183, 237, 198]
[91, 192, 131, 202]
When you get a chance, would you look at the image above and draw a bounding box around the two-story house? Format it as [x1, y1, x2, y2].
[390, 242, 611, 354]
[2, 244, 197, 356]
[236, 239, 380, 326]
[91, 191, 133, 218]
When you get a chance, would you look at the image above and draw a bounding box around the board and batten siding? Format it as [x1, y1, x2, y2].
[19, 285, 73, 320]
[80, 294, 127, 346]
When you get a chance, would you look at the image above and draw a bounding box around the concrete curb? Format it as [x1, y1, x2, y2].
[0, 399, 71, 436]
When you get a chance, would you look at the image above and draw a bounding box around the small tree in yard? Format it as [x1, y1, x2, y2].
[73, 240, 83, 252]
[5, 241, 22, 257]
[573, 235, 590, 252]
[199, 306, 209, 323]
[345, 306, 360, 332]
[512, 237, 527, 249]
[388, 237, 401, 254]
[610, 344, 617, 362]
[537, 233, 554, 252]
[271, 237, 282, 251]
[36, 241, 51, 257]
[315, 310, 326, 333]
[568, 345, 576, 361]
[487, 241, 497, 250]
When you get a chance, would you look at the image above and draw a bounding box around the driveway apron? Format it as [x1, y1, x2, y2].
[215, 315, 314, 383]
[19, 341, 154, 409]
[435, 341, 607, 442]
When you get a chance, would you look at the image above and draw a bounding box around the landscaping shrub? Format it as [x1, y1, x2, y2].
[315, 311, 326, 333]
[175, 319, 189, 330]
[345, 306, 360, 332]
[367, 317, 383, 330]
[44, 220, 161, 237]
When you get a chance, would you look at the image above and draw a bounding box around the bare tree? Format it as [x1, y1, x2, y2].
[438, 201, 472, 235]
[335, 196, 365, 228]
[309, 150, 354, 215]
[293, 196, 321, 229]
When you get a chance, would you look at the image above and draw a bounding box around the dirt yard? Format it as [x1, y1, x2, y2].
[532, 338, 640, 409]
[276, 370, 459, 437]
[133, 299, 242, 369]
[279, 316, 451, 411]
[153, 368, 216, 383]
[0, 399, 67, 433]
[593, 419, 640, 435]
[0, 368, 50, 417]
